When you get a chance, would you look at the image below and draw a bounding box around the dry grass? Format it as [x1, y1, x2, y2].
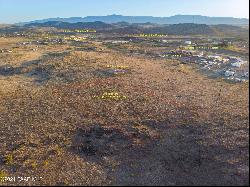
[0, 37, 249, 186]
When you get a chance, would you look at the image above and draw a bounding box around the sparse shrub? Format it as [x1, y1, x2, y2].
[0, 171, 7, 183]
[92, 91, 127, 100]
[43, 160, 49, 168]
[4, 154, 14, 165]
[31, 161, 38, 169]
[177, 64, 191, 74]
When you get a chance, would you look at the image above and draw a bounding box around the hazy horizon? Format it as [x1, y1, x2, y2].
[1, 14, 250, 25]
[17, 14, 250, 24]
[0, 0, 249, 24]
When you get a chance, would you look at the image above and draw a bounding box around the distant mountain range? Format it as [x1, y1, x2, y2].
[19, 15, 249, 25]
[1, 15, 247, 38]
[26, 21, 111, 30]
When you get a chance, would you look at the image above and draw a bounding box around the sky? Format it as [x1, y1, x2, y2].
[0, 0, 249, 24]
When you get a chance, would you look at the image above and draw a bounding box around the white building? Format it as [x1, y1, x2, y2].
[185, 41, 192, 45]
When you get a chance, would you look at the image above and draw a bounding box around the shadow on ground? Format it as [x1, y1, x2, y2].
[70, 120, 249, 186]
[0, 51, 77, 84]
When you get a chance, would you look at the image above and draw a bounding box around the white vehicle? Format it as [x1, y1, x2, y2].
[224, 70, 235, 77]
[231, 60, 247, 68]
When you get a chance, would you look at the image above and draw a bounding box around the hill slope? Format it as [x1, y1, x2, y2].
[23, 21, 249, 37]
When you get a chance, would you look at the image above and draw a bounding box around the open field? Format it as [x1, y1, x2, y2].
[0, 31, 249, 185]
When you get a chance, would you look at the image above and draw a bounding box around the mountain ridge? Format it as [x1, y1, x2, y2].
[18, 14, 249, 25]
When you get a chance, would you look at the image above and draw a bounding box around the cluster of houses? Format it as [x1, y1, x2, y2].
[181, 40, 221, 50]
[33, 38, 64, 45]
[104, 40, 129, 44]
[0, 49, 13, 53]
[1, 32, 45, 38]
[17, 38, 64, 46]
[15, 36, 88, 48]
[172, 39, 233, 51]
[17, 41, 32, 46]
[182, 45, 220, 50]
[160, 50, 193, 58]
[64, 36, 87, 42]
[159, 49, 248, 82]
